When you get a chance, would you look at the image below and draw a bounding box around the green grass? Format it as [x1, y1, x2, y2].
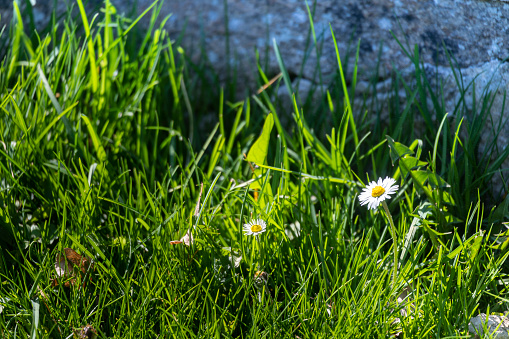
[1, 1, 509, 338]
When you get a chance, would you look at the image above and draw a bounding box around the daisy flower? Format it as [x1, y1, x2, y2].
[243, 218, 267, 236]
[358, 176, 399, 210]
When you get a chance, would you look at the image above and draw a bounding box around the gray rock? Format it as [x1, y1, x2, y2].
[140, 0, 509, 89]
[469, 313, 509, 339]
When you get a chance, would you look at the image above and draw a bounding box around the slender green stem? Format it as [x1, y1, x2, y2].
[382, 200, 398, 285]
[256, 235, 262, 270]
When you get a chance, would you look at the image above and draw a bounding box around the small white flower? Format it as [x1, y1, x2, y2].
[358, 176, 399, 210]
[243, 219, 267, 236]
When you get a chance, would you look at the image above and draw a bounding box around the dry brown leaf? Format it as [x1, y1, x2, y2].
[256, 72, 282, 94]
[52, 248, 93, 288]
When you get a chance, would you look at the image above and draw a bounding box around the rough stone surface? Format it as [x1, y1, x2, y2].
[142, 0, 509, 97]
[469, 314, 509, 339]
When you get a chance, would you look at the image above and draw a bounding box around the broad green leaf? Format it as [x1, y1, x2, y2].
[400, 156, 428, 177]
[387, 135, 414, 164]
[398, 155, 433, 201]
[246, 113, 274, 165]
[427, 170, 450, 189]
[440, 190, 455, 205]
[402, 156, 427, 170]
[410, 170, 428, 187]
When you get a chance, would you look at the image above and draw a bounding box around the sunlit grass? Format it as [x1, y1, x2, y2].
[1, 1, 509, 338]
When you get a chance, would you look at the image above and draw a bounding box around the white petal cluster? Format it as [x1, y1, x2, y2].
[243, 219, 267, 236]
[358, 177, 399, 210]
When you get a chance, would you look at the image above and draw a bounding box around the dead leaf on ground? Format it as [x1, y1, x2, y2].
[52, 248, 94, 287]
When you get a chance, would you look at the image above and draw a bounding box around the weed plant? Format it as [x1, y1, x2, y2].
[1, 1, 509, 338]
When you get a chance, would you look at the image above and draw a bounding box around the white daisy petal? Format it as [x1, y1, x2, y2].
[386, 186, 398, 193]
[358, 177, 399, 210]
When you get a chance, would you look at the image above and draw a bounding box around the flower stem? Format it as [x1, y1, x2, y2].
[256, 236, 261, 269]
[382, 200, 398, 285]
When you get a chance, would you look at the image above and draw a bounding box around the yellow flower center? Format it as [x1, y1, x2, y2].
[251, 224, 262, 233]
[371, 186, 385, 197]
